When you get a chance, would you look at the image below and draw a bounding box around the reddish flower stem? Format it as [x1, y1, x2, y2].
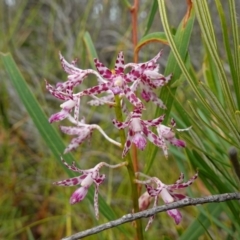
[129, 1, 144, 239]
[130, 0, 141, 186]
[130, 0, 139, 63]
[130, 0, 140, 175]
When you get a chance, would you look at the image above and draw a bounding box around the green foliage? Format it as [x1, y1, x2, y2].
[157, 0, 240, 239]
[0, 0, 239, 239]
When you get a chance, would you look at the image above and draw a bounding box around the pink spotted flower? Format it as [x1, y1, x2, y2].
[46, 53, 107, 123]
[60, 124, 94, 154]
[59, 118, 122, 153]
[125, 50, 172, 108]
[48, 98, 80, 123]
[135, 171, 198, 230]
[113, 108, 165, 157]
[49, 52, 106, 96]
[138, 191, 152, 211]
[157, 118, 191, 158]
[46, 75, 81, 123]
[80, 52, 144, 109]
[53, 157, 126, 220]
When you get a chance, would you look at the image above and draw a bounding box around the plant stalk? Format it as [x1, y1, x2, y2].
[114, 95, 143, 240]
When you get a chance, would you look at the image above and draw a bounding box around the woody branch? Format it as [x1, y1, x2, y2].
[62, 192, 240, 240]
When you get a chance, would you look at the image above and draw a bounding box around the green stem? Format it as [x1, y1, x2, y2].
[114, 95, 143, 240]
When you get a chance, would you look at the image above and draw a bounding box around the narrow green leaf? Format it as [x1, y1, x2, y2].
[179, 204, 223, 240]
[193, 0, 236, 117]
[157, 2, 203, 118]
[214, 0, 239, 106]
[188, 148, 240, 228]
[26, 228, 35, 240]
[199, 82, 240, 143]
[228, 0, 240, 108]
[145, 3, 195, 173]
[143, 0, 158, 36]
[1, 52, 75, 171]
[197, 219, 214, 240]
[187, 101, 237, 146]
[203, 46, 224, 104]
[83, 31, 98, 68]
[122, 0, 131, 9]
[136, 32, 168, 52]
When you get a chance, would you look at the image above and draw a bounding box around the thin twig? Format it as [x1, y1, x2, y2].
[62, 192, 240, 240]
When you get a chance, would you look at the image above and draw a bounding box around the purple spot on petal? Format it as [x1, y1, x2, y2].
[126, 140, 131, 147]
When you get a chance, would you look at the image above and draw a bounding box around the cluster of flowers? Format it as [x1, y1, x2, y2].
[46, 50, 197, 229]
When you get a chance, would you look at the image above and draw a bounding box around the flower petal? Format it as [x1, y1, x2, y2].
[138, 191, 152, 211]
[60, 126, 91, 136]
[144, 114, 165, 127]
[122, 84, 144, 109]
[122, 128, 134, 158]
[112, 119, 130, 129]
[46, 81, 70, 100]
[167, 209, 182, 225]
[115, 52, 125, 74]
[94, 58, 113, 79]
[63, 133, 93, 153]
[49, 109, 70, 123]
[145, 184, 162, 197]
[146, 50, 162, 67]
[160, 188, 174, 203]
[60, 99, 76, 110]
[88, 93, 114, 106]
[80, 83, 110, 96]
[145, 195, 158, 231]
[70, 186, 89, 204]
[60, 124, 93, 153]
[151, 73, 172, 87]
[53, 175, 87, 186]
[143, 89, 166, 109]
[145, 215, 155, 231]
[125, 68, 142, 82]
[60, 157, 84, 173]
[174, 173, 184, 184]
[168, 172, 198, 190]
[132, 132, 147, 150]
[93, 174, 105, 185]
[59, 52, 81, 75]
[169, 138, 186, 147]
[171, 193, 187, 201]
[144, 129, 164, 149]
[93, 184, 100, 220]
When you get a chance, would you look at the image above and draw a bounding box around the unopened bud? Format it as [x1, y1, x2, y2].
[138, 191, 152, 211]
